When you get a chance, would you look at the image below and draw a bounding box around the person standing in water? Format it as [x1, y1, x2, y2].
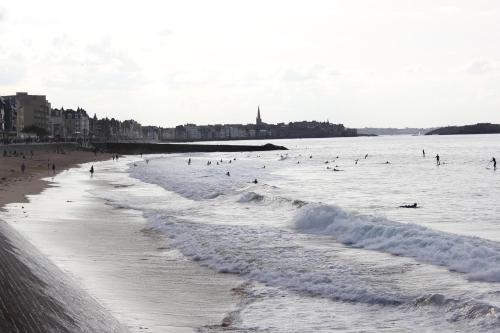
[90, 165, 94, 175]
[422, 149, 425, 158]
[491, 157, 497, 170]
[435, 154, 440, 166]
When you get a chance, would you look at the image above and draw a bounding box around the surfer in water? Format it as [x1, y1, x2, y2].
[89, 165, 94, 175]
[422, 149, 425, 158]
[435, 154, 440, 166]
[252, 179, 258, 184]
[400, 203, 418, 208]
[491, 157, 497, 170]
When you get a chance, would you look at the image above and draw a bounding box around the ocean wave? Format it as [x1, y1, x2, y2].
[237, 191, 308, 208]
[294, 203, 500, 282]
[146, 214, 407, 306]
[238, 192, 265, 203]
[145, 215, 499, 330]
[415, 293, 500, 330]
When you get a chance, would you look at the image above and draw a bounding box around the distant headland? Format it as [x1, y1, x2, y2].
[425, 123, 500, 135]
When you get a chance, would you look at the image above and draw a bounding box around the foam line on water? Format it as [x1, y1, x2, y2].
[294, 203, 500, 282]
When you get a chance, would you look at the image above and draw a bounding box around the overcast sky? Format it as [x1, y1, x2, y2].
[1, 0, 499, 128]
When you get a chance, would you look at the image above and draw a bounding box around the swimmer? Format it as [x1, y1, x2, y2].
[400, 203, 418, 208]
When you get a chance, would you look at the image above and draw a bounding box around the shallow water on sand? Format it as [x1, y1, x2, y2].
[3, 160, 241, 332]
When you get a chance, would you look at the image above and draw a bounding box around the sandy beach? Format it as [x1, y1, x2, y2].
[1, 151, 241, 332]
[1, 145, 111, 207]
[0, 144, 127, 332]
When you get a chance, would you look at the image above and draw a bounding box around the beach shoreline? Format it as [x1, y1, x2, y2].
[0, 146, 127, 332]
[1, 153, 242, 332]
[1, 145, 112, 208]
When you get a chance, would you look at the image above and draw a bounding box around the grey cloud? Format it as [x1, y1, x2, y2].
[328, 69, 342, 76]
[52, 34, 75, 48]
[158, 29, 173, 37]
[283, 64, 326, 81]
[0, 65, 25, 85]
[44, 38, 145, 90]
[464, 60, 494, 75]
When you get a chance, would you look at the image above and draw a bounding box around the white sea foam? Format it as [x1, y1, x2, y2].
[144, 212, 407, 305]
[142, 213, 499, 330]
[237, 192, 265, 203]
[294, 203, 500, 282]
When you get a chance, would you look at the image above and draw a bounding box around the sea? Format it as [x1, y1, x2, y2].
[7, 134, 500, 332]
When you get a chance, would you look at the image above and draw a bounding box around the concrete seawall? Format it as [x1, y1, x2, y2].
[1, 143, 81, 154]
[0, 220, 128, 332]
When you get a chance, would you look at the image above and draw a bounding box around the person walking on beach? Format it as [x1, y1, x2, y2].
[21, 162, 26, 174]
[52, 163, 56, 175]
[435, 154, 440, 166]
[423, 149, 425, 158]
[492, 157, 497, 170]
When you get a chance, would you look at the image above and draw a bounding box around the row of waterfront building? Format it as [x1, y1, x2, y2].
[1, 92, 356, 143]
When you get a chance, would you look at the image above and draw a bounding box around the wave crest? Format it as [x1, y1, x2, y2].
[294, 203, 500, 282]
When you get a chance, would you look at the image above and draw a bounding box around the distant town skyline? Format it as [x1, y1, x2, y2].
[1, 1, 500, 128]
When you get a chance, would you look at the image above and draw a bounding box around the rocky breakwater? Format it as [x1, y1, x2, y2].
[92, 142, 288, 155]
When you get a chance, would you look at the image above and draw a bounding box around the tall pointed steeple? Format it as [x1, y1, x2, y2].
[256, 106, 262, 126]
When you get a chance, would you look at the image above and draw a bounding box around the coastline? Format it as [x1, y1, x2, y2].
[1, 146, 111, 207]
[1, 154, 242, 332]
[0, 147, 126, 332]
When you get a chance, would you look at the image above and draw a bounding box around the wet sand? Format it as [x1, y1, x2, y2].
[0, 146, 126, 332]
[1, 146, 111, 207]
[2, 159, 242, 332]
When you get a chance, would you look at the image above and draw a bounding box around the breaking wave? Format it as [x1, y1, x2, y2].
[294, 203, 500, 282]
[236, 191, 307, 208]
[144, 213, 499, 330]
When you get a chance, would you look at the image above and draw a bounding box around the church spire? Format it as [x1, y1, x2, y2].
[256, 106, 262, 126]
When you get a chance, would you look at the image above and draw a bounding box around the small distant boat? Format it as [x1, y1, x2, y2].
[412, 131, 422, 136]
